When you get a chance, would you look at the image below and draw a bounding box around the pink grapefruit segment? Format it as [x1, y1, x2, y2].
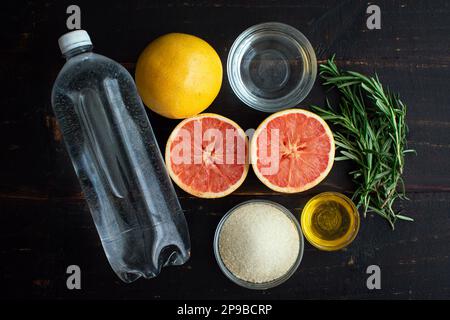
[166, 113, 249, 198]
[251, 109, 335, 193]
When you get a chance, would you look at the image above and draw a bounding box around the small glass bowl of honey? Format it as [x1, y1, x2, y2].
[301, 192, 360, 251]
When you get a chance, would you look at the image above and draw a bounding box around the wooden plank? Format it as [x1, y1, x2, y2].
[1, 1, 449, 195]
[0, 192, 448, 299]
[1, 0, 450, 299]
[3, 62, 450, 198]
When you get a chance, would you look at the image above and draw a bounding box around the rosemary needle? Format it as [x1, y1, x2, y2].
[312, 56, 415, 229]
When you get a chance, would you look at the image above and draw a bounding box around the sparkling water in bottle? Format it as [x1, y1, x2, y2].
[51, 30, 190, 283]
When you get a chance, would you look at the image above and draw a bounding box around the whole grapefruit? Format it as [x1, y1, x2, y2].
[135, 33, 222, 119]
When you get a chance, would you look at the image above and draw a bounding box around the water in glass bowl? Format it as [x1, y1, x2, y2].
[227, 22, 317, 112]
[240, 33, 306, 100]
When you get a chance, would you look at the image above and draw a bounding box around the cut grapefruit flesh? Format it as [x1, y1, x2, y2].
[166, 113, 249, 198]
[251, 109, 335, 193]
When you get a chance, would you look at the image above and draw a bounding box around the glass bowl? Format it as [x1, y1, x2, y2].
[301, 192, 360, 251]
[213, 200, 304, 290]
[227, 22, 317, 112]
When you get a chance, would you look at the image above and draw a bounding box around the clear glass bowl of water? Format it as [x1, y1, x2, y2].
[227, 22, 317, 112]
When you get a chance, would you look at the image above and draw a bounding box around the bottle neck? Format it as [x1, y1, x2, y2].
[63, 44, 93, 60]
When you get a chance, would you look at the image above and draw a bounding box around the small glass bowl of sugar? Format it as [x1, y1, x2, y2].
[214, 200, 304, 289]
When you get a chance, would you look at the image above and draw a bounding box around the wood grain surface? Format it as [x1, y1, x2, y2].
[1, 0, 449, 299]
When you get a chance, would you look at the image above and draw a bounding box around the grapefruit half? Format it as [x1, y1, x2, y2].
[166, 113, 249, 198]
[251, 109, 335, 193]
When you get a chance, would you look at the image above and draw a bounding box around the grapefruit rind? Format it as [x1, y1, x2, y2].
[250, 109, 335, 193]
[165, 113, 249, 198]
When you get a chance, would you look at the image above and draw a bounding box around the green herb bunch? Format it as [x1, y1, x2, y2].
[312, 56, 415, 229]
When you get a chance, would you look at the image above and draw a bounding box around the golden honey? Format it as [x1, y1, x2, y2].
[301, 192, 359, 251]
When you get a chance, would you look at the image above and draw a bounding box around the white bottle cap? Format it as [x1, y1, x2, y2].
[58, 30, 92, 55]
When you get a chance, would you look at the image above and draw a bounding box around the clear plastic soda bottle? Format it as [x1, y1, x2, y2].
[51, 30, 190, 283]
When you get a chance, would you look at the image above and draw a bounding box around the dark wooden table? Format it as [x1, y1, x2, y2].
[1, 0, 449, 300]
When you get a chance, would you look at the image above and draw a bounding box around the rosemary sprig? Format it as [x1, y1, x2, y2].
[312, 56, 415, 229]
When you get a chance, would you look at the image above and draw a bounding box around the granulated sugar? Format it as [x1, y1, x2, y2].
[218, 202, 300, 283]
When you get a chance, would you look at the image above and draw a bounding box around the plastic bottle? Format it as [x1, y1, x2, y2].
[51, 30, 190, 283]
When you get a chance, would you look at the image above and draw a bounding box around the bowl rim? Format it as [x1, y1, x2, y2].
[227, 22, 317, 112]
[213, 199, 305, 290]
[300, 192, 361, 251]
